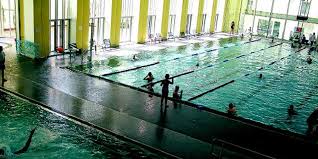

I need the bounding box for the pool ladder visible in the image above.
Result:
[210,138,276,159]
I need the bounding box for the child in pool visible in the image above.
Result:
[0,128,36,158]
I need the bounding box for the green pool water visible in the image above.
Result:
[70,37,318,135]
[0,92,165,159]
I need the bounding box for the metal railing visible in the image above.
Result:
[211,138,276,159]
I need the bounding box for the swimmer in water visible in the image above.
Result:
[173,86,183,100]
[227,103,237,116]
[259,74,263,79]
[196,62,199,67]
[288,105,298,119]
[307,56,312,64]
[0,128,36,158]
[133,55,137,61]
[147,83,154,97]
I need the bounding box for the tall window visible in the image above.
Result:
[121,0,134,42]
[187,0,199,34]
[50,0,71,51]
[186,14,192,34]
[169,0,182,36]
[89,0,111,46]
[202,0,213,33]
[0,0,16,37]
[147,0,163,37]
[168,15,176,34]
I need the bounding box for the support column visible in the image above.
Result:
[180,0,189,36]
[137,0,149,44]
[110,0,122,47]
[222,0,243,33]
[209,0,218,33]
[76,0,90,49]
[34,0,50,58]
[161,0,170,40]
[196,0,205,33]
[19,0,25,40]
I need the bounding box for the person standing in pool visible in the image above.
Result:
[0,46,7,83]
[0,128,36,158]
[161,74,174,107]
[147,83,154,97]
[144,72,154,83]
[227,103,237,116]
[259,74,263,79]
[287,105,298,119]
[307,56,312,64]
[230,21,235,35]
[173,86,183,100]
[307,108,318,135]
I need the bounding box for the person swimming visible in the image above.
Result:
[271,36,275,43]
[173,86,183,100]
[227,103,237,116]
[133,55,138,61]
[307,56,312,64]
[0,128,36,158]
[288,105,298,118]
[259,74,263,79]
[161,74,174,107]
[196,62,199,67]
[144,72,154,82]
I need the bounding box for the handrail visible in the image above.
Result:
[211,138,276,159]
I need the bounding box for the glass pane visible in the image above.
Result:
[309,0,318,18]
[288,0,301,16]
[272,0,289,15]
[256,0,273,12]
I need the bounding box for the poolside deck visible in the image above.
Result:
[2,35,318,159]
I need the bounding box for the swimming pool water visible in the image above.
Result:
[0,92,165,158]
[71,38,242,76]
[69,37,318,135]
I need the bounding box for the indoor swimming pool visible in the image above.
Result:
[69,37,318,135]
[0,92,165,159]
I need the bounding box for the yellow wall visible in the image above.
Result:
[76,0,90,49]
[34,0,50,58]
[161,0,170,40]
[222,0,243,33]
[137,0,149,44]
[110,0,122,47]
[19,0,25,40]
[196,0,205,33]
[209,0,218,33]
[180,0,189,35]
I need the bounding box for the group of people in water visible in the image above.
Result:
[144,72,183,107]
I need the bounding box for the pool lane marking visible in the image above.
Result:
[102,40,256,77]
[188,80,235,101]
[164,38,262,62]
[102,39,262,77]
[188,46,305,101]
[102,62,160,76]
[141,42,283,88]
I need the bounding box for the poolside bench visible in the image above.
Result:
[102,39,111,50]
[154,33,162,43]
[168,32,176,41]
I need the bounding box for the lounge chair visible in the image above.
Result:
[155,33,162,43]
[102,39,111,50]
[168,32,176,41]
[148,34,155,43]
